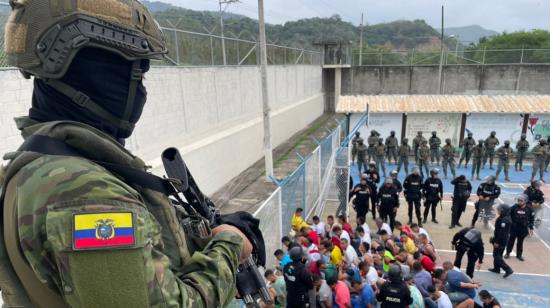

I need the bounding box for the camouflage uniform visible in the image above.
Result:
[385,133,399,164]
[531,140,547,182]
[351,133,361,165]
[483,133,500,169]
[429,133,442,166]
[0,2,243,307]
[367,132,379,163]
[413,133,427,164]
[441,140,456,179]
[545,136,550,172]
[515,136,529,171]
[471,141,485,180]
[2,120,243,308]
[375,139,387,177]
[458,135,476,168]
[356,139,369,174]
[495,142,513,181]
[397,139,411,175]
[418,142,431,178]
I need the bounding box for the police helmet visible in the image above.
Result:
[412,166,420,174]
[485,175,496,184]
[540,138,547,145]
[516,194,528,203]
[289,246,304,262]
[497,204,511,217]
[384,178,393,185]
[371,130,377,136]
[391,170,398,176]
[463,228,482,245]
[430,168,439,175]
[388,265,403,283]
[355,131,361,136]
[532,180,543,189]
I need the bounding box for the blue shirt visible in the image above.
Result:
[414,270,433,297]
[351,285,375,308]
[280,254,292,270]
[446,270,475,299]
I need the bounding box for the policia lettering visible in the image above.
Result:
[0,1,259,308]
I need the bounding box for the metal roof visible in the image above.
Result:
[337,95,550,114]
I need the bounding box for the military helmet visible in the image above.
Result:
[468,132,473,137]
[521,133,526,139]
[378,138,384,142]
[4,0,167,79]
[417,131,423,135]
[478,139,484,144]
[504,140,510,145]
[388,265,403,283]
[402,138,408,143]
[289,246,304,262]
[355,131,361,136]
[540,138,547,144]
[445,138,451,143]
[490,131,496,136]
[390,130,395,135]
[432,131,437,135]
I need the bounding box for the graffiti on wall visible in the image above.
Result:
[405,113,462,145]
[527,114,550,147]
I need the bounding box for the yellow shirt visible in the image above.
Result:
[330,246,343,265]
[403,238,418,254]
[291,214,309,231]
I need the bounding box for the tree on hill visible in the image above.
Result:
[469,30,550,64]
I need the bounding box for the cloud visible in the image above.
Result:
[163,0,550,34]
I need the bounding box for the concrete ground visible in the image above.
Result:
[213,113,343,214]
[331,160,550,307]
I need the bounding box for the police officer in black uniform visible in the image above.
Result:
[403,166,423,226]
[422,169,444,224]
[471,176,501,228]
[390,170,403,193]
[505,194,534,261]
[350,175,371,220]
[452,227,484,278]
[376,265,413,308]
[378,178,400,230]
[450,175,472,229]
[367,163,380,219]
[284,246,314,307]
[488,204,514,278]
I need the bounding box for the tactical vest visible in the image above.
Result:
[0,119,197,307]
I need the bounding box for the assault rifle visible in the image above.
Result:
[161,148,272,308]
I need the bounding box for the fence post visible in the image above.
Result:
[278,188,283,243]
[210,37,215,66]
[379,52,382,66]
[174,30,180,65]
[411,48,415,65]
[482,47,486,65]
[520,45,524,64]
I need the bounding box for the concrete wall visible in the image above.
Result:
[0,65,323,194]
[342,64,550,95]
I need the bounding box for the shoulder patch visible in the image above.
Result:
[501,222,506,228]
[73,212,135,250]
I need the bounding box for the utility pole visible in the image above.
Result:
[359,13,364,66]
[219,0,238,66]
[437,5,444,94]
[258,0,274,178]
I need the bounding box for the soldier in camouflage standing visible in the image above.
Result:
[483,131,500,169]
[418,140,431,178]
[356,138,369,174]
[397,138,412,175]
[0,2,253,307]
[471,139,485,180]
[367,130,379,163]
[429,131,442,166]
[413,131,427,165]
[531,138,548,182]
[441,139,456,179]
[515,134,529,171]
[458,132,476,168]
[385,131,399,164]
[495,140,513,182]
[375,138,387,177]
[545,135,550,172]
[351,131,361,165]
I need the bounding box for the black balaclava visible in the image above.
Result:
[30,48,150,140]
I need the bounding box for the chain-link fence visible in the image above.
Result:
[352,48,550,66]
[252,187,282,269]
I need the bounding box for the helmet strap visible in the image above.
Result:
[122,61,144,124]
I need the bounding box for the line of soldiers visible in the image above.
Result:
[352,130,550,182]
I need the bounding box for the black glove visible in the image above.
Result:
[217,212,266,267]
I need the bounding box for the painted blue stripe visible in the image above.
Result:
[74,227,133,239]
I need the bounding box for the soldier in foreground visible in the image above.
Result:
[531,138,547,182]
[495,140,513,182]
[367,130,379,163]
[429,131,442,166]
[385,130,399,165]
[515,134,529,171]
[441,138,456,179]
[483,131,500,169]
[418,140,431,178]
[397,138,411,175]
[458,132,476,168]
[375,137,387,177]
[356,138,369,174]
[0,2,253,307]
[471,139,485,180]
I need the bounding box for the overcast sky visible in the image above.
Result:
[164,0,549,36]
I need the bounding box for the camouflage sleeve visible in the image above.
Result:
[17,156,242,308]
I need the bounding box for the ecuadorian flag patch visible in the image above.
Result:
[73,212,135,250]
